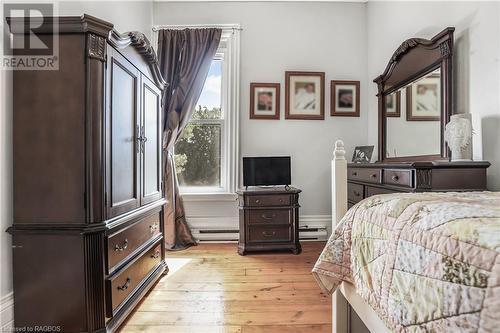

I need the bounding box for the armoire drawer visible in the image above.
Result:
[247,209,291,225]
[383,169,413,188]
[348,183,364,203]
[107,212,161,272]
[246,195,290,207]
[247,225,292,243]
[348,168,381,184]
[106,241,162,316]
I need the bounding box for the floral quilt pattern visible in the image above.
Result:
[312,192,500,332]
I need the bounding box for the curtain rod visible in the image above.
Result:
[152,24,242,32]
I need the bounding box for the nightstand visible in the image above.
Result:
[236,186,301,255]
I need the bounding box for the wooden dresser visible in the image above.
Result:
[7,15,167,332]
[347,161,491,207]
[237,187,302,255]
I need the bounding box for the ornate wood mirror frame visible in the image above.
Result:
[374,27,455,162]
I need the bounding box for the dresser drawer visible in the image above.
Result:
[247,225,292,243]
[348,183,364,203]
[247,209,291,225]
[348,168,381,184]
[107,212,161,272]
[246,194,290,207]
[366,185,396,197]
[383,169,413,188]
[106,242,162,316]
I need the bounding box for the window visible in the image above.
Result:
[175,60,224,190]
[174,28,239,195]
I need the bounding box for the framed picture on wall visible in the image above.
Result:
[385,90,401,117]
[406,74,440,121]
[250,83,280,119]
[285,71,325,120]
[330,80,360,117]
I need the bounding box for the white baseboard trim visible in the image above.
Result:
[189,214,332,242]
[0,292,14,331]
[299,215,332,230]
[187,214,332,229]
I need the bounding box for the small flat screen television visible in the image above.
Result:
[243,156,291,187]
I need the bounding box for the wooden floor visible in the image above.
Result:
[120,242,331,333]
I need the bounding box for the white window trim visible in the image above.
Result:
[153,25,240,200]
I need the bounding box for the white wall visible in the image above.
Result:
[0,1,154,327]
[154,1,368,228]
[57,1,154,40]
[367,1,500,190]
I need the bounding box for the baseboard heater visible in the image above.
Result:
[193,226,328,242]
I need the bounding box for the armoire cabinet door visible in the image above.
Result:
[106,49,141,218]
[140,76,162,205]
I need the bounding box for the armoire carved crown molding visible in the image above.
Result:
[87,33,107,62]
[7,14,167,90]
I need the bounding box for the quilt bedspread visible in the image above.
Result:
[312,192,500,332]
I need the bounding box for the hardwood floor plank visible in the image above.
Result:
[126,310,331,326]
[153,281,323,292]
[144,290,328,301]
[137,300,331,313]
[119,242,330,333]
[242,324,332,333]
[121,325,242,333]
[245,268,314,275]
[162,273,317,283]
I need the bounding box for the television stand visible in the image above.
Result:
[236,186,302,255]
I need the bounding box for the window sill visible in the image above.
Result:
[180,192,238,202]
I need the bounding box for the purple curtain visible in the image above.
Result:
[158,28,222,250]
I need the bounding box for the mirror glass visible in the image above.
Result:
[385,68,441,159]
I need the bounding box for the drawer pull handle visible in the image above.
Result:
[352,172,358,176]
[255,199,261,204]
[261,214,275,220]
[262,231,276,237]
[353,191,361,197]
[151,250,161,259]
[114,239,128,252]
[117,278,131,291]
[392,175,400,181]
[149,224,159,233]
[371,174,377,178]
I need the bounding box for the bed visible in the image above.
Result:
[312,140,500,333]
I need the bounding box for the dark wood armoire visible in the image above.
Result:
[7,15,168,332]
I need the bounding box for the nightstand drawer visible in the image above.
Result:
[348,183,364,203]
[246,194,290,207]
[348,168,381,184]
[248,209,291,225]
[383,169,413,188]
[247,225,292,243]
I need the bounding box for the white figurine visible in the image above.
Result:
[444,114,473,161]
